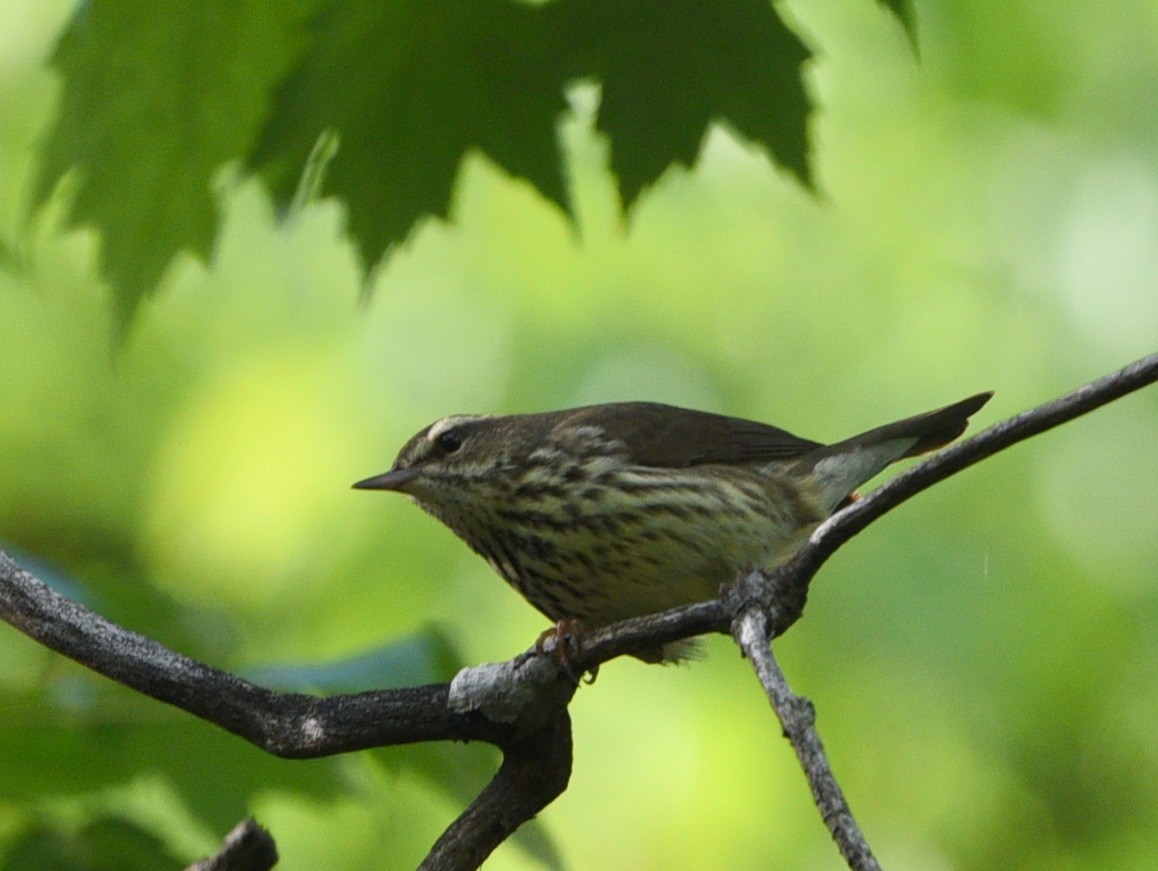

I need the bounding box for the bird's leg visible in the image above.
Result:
[535,619,597,684]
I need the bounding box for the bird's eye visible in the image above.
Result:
[436,430,464,454]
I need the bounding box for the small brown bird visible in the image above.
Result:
[355,394,991,660]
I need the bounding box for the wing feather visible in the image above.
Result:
[557,402,821,468]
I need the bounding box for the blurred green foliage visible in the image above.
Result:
[1,0,1156,869]
[37,0,813,322]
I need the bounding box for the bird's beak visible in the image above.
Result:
[352,466,421,491]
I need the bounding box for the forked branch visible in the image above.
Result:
[0,351,1154,870]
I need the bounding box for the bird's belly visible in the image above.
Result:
[476,470,820,626]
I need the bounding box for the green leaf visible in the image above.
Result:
[40,0,819,318]
[0,697,343,832]
[552,0,813,207]
[256,0,814,266]
[243,625,464,692]
[1,817,184,871]
[253,0,572,269]
[35,0,311,324]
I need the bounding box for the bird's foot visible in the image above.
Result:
[535,619,598,685]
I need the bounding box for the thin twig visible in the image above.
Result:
[734,610,881,871]
[576,350,1158,660]
[789,350,1158,581]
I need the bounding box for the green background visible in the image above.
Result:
[1,0,1156,869]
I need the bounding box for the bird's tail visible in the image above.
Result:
[806,392,993,513]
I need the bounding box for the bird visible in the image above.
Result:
[355,393,992,661]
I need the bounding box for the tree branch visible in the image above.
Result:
[733,610,880,871]
[565,351,1157,866]
[186,819,278,871]
[0,549,577,870]
[422,707,572,870]
[786,349,1158,583]
[0,351,1153,870]
[0,550,545,755]
[571,349,1158,662]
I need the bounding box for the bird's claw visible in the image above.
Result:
[535,619,598,684]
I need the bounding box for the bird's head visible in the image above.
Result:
[353,414,514,499]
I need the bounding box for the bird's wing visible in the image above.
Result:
[559,402,822,468]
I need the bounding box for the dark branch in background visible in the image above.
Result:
[1,351,1154,871]
[186,819,277,871]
